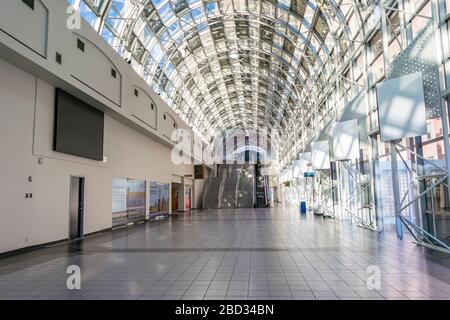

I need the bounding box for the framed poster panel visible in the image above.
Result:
[126,179,146,223]
[292,160,301,178]
[332,119,360,161]
[298,152,312,173]
[376,72,427,142]
[149,182,170,218]
[311,141,330,169]
[112,177,127,228]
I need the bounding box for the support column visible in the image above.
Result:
[390,142,403,239]
[431,0,450,203]
[381,0,403,239]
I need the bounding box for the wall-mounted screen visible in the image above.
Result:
[54,88,104,161]
[376,72,427,142]
[195,165,210,179]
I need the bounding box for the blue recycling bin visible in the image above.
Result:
[300,200,307,214]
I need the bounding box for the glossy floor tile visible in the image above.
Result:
[0,207,449,300]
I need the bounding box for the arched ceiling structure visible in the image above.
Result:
[70,0,368,150]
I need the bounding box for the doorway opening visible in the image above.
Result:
[171,182,181,211]
[69,176,85,240]
[185,185,192,210]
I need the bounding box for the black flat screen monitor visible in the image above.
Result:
[54,89,104,161]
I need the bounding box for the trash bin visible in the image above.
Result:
[300,200,307,214]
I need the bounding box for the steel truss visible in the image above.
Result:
[338,161,379,231]
[391,142,450,253]
[315,170,336,219]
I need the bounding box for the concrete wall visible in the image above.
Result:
[0,57,194,253]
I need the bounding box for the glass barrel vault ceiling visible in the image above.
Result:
[68,0,367,150]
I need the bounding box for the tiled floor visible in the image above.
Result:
[0,207,449,300]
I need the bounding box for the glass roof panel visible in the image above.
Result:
[69,0,363,146]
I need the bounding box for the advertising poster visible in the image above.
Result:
[112,177,146,227]
[185,185,191,210]
[171,184,179,211]
[126,179,146,223]
[112,177,128,228]
[149,182,170,218]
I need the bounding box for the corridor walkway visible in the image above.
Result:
[0,208,449,300]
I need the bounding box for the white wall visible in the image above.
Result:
[130,86,157,130]
[70,34,122,106]
[160,112,178,142]
[0,58,193,254]
[0,0,213,254]
[0,57,36,253]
